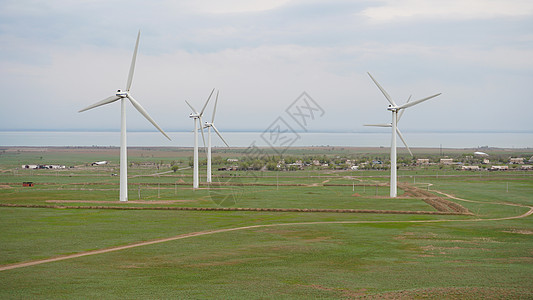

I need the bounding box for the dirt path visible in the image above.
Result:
[432,190,533,221]
[2,194,532,272]
[306,179,331,187]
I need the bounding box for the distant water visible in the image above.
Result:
[0,131,532,148]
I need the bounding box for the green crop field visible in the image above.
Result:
[0,147,532,299]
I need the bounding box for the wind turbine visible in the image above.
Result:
[79,31,171,202]
[367,72,441,197]
[203,90,230,183]
[186,89,215,189]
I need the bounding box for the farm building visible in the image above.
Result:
[416,159,429,165]
[21,164,65,169]
[491,165,509,171]
[440,158,454,165]
[47,165,66,169]
[509,157,524,164]
[462,165,480,171]
[22,182,34,187]
[22,164,38,169]
[521,165,533,170]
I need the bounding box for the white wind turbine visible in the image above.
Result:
[203,90,229,183]
[79,31,171,202]
[367,72,441,197]
[186,89,215,189]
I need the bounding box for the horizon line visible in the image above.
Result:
[1,129,533,134]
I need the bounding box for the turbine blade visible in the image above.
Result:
[398,93,441,110]
[367,72,396,107]
[211,90,219,123]
[78,95,120,112]
[398,95,411,122]
[126,30,141,92]
[396,128,413,157]
[364,123,391,127]
[200,88,215,116]
[212,125,229,147]
[127,95,171,140]
[185,100,198,114]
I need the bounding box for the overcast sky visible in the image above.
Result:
[1,0,532,135]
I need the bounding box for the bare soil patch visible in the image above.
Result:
[401,183,471,214]
[298,284,367,298]
[503,229,533,235]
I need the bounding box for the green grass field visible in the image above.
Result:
[1,147,532,298]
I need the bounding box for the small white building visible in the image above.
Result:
[22,164,38,169]
[351,165,359,170]
[509,157,524,164]
[491,165,509,171]
[462,165,480,171]
[521,165,533,170]
[417,159,430,165]
[440,158,454,165]
[21,164,65,169]
[48,165,66,169]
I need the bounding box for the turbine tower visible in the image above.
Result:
[79,31,171,202]
[203,90,229,183]
[367,72,441,197]
[186,89,214,189]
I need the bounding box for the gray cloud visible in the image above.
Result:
[0,0,532,135]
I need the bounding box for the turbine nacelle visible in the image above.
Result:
[387,105,400,112]
[116,90,128,98]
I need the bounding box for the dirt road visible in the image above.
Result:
[1,194,531,272]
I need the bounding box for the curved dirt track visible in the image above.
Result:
[1,194,532,272]
[432,190,533,220]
